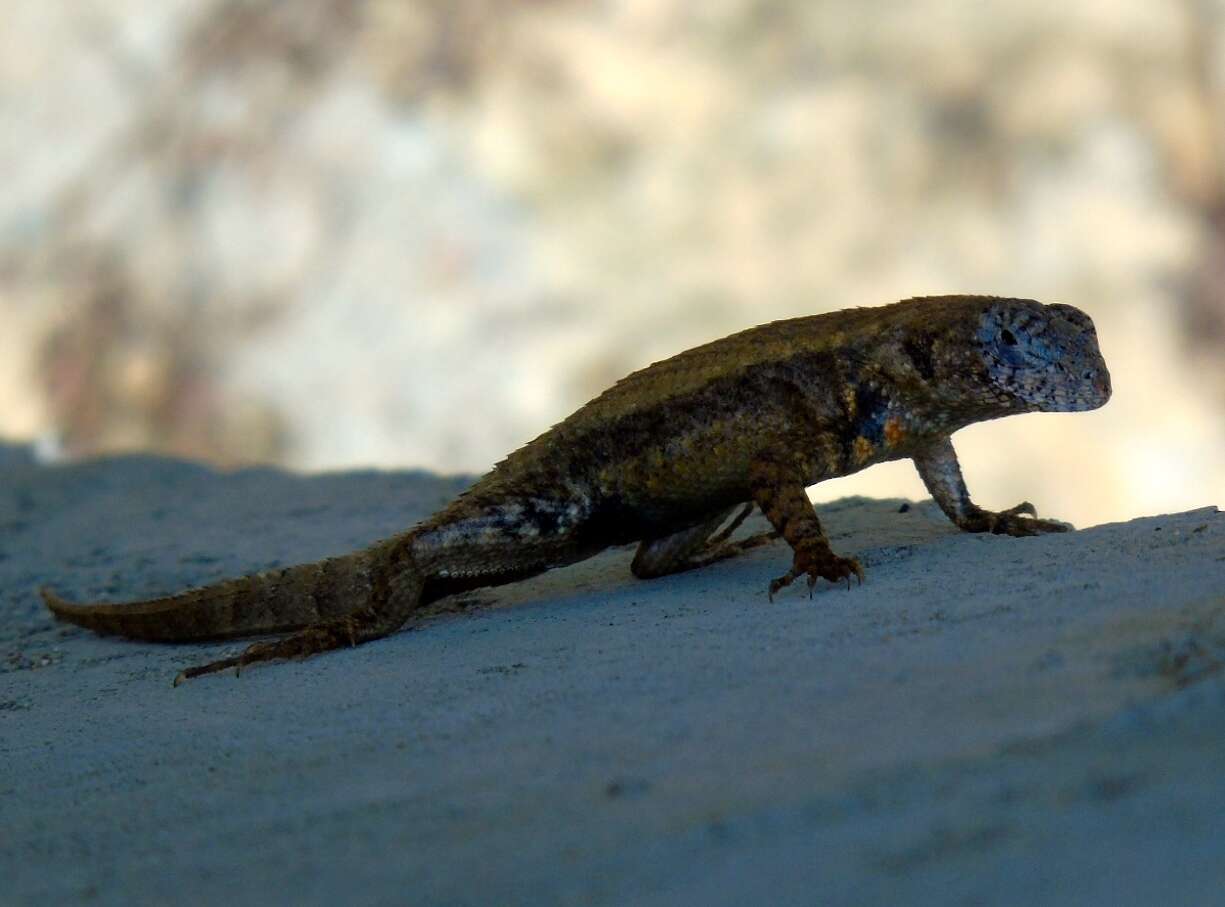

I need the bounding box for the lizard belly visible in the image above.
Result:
[597,443,750,534]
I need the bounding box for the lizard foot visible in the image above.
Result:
[767,539,863,601]
[173,612,368,685]
[962,502,1072,537]
[690,529,780,571]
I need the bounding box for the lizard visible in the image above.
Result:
[41,295,1112,684]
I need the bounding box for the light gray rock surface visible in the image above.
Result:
[2,446,1224,905]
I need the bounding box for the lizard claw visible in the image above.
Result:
[992,505,1071,536]
[766,543,864,600]
[961,503,1073,536]
[847,559,865,589]
[1002,501,1038,518]
[173,651,246,686]
[768,569,799,602]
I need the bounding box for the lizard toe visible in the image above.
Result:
[769,550,864,599]
[961,505,1073,536]
[173,614,375,685]
[768,569,800,602]
[173,652,245,686]
[994,514,1073,536]
[822,555,864,590]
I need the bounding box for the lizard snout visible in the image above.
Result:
[1083,361,1111,408]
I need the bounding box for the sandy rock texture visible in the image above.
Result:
[2,447,1224,905]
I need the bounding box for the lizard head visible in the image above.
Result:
[975,299,1111,412]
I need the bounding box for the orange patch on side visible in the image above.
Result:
[852,436,876,465]
[883,417,906,446]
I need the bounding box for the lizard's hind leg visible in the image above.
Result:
[174,563,425,685]
[630,503,777,579]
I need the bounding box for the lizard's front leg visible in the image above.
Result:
[912,436,1071,536]
[749,457,863,599]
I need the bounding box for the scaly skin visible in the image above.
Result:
[42,295,1112,683]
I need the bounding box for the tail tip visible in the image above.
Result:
[40,586,76,615]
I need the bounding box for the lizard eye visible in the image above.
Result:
[992,325,1030,367]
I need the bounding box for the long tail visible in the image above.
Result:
[42,491,562,682]
[41,550,380,642]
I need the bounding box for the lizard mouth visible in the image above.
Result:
[1057,369,1111,411]
[1082,364,1112,409]
[1004,361,1111,413]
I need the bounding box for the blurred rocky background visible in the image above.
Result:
[2,0,1224,526]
